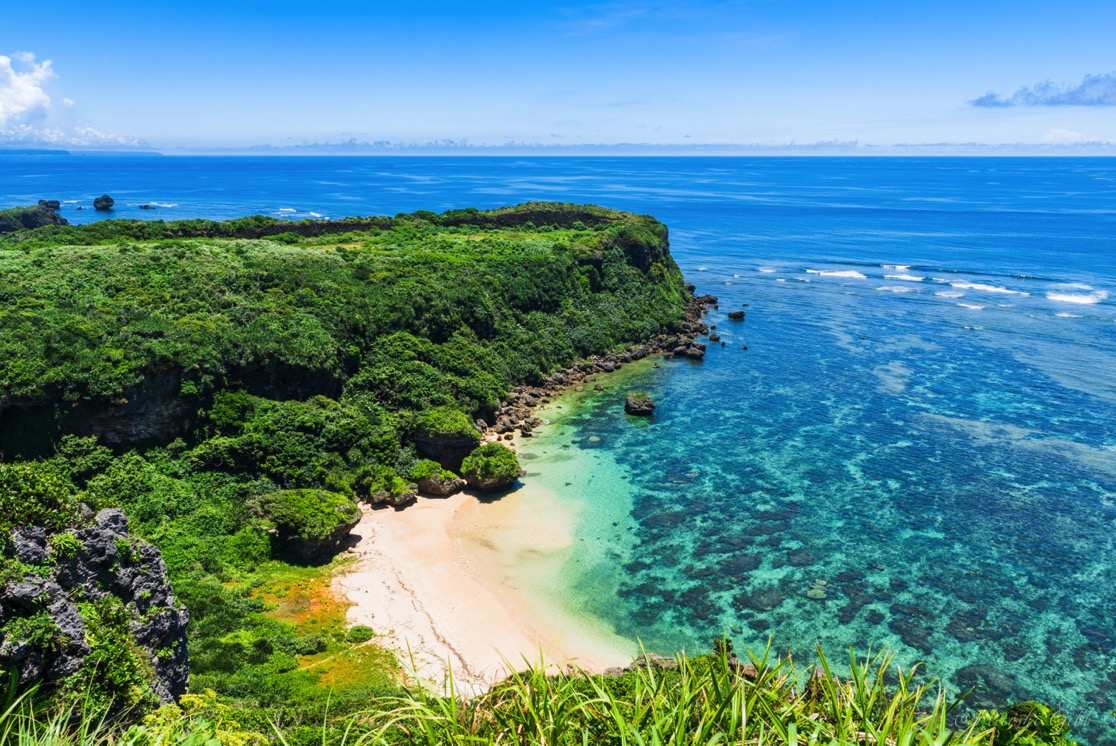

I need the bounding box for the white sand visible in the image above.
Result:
[334,480,637,694]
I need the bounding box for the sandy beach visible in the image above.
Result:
[333,473,638,693]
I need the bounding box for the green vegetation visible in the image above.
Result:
[250,490,360,550]
[0,203,689,737]
[460,443,521,489]
[0,643,1082,745]
[0,462,83,540]
[411,406,480,444]
[406,459,454,483]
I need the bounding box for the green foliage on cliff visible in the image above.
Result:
[0,203,686,408]
[412,406,480,443]
[461,443,521,483]
[407,458,455,483]
[250,490,359,546]
[0,203,689,728]
[0,462,83,539]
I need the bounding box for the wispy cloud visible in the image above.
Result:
[0,51,55,125]
[972,72,1116,107]
[0,51,144,148]
[0,123,144,148]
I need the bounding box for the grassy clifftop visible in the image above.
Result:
[0,203,686,453]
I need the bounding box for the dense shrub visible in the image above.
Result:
[249,489,359,545]
[0,462,82,537]
[461,443,521,484]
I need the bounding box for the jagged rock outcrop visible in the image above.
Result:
[93,194,115,211]
[370,484,419,507]
[0,205,69,234]
[0,509,189,703]
[416,474,466,497]
[37,199,61,210]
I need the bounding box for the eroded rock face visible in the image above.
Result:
[0,205,69,234]
[0,509,189,703]
[412,429,479,473]
[416,474,466,497]
[93,194,115,211]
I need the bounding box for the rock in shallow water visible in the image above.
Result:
[625,393,656,416]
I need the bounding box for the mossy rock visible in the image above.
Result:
[408,459,465,496]
[412,407,482,472]
[461,443,522,492]
[250,489,360,558]
[371,476,418,507]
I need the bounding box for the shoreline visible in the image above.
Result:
[334,293,718,692]
[334,479,638,694]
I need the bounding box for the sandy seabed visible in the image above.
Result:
[333,477,637,694]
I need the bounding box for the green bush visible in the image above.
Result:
[413,406,480,443]
[0,462,82,537]
[249,489,359,545]
[460,443,520,483]
[406,458,458,484]
[48,531,83,560]
[293,633,328,656]
[345,625,375,644]
[979,700,1078,746]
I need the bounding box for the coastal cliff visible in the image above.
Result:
[0,202,691,720]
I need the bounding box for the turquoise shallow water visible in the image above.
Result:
[4,155,1116,742]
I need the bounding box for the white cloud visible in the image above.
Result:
[1042,128,1088,145]
[0,51,55,126]
[0,51,145,149]
[0,122,144,148]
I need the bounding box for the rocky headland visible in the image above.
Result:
[480,289,716,443]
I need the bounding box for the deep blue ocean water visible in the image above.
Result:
[4,155,1116,742]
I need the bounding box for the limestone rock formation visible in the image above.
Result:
[94,194,115,211]
[0,509,189,704]
[417,474,466,497]
[0,205,69,234]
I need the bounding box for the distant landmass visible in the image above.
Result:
[0,149,73,156]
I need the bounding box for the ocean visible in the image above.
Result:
[4,155,1116,742]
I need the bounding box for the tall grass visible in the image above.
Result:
[5,644,1076,745]
[363,643,993,746]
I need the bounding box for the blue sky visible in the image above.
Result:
[2,0,1115,150]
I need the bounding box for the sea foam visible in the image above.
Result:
[885,273,925,282]
[805,269,867,279]
[1046,289,1108,305]
[951,281,1029,296]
